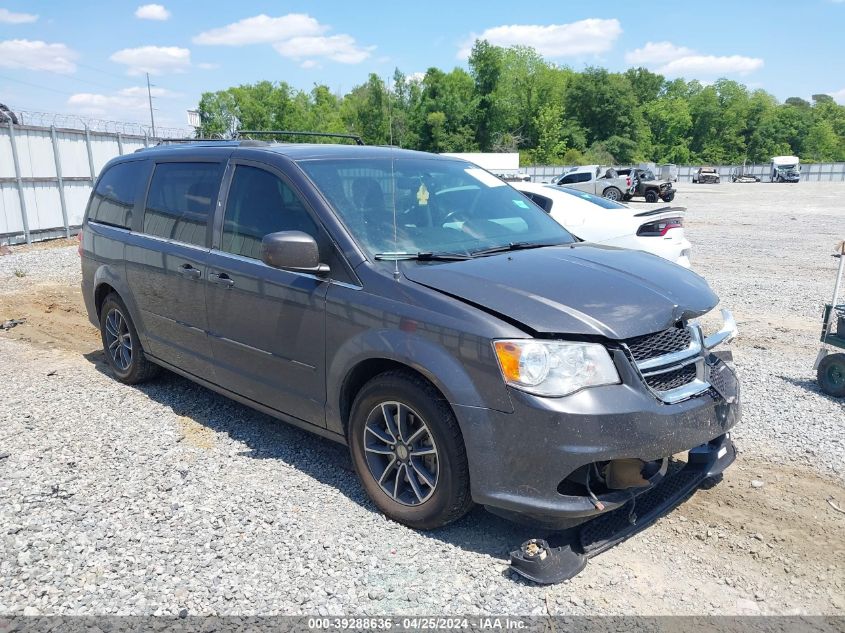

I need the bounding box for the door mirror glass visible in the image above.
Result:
[261,231,330,275]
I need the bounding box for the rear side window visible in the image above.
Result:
[143,162,224,246]
[222,165,319,260]
[560,172,591,184]
[88,161,146,229]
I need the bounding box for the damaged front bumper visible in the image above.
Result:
[509,432,736,584]
[454,338,740,528]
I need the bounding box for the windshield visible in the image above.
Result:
[546,185,628,210]
[298,157,574,258]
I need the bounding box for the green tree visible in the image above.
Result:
[527,103,567,164]
[467,40,501,151]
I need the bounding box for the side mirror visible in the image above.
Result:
[261,231,330,276]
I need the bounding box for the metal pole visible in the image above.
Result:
[3,114,31,244]
[49,126,71,239]
[84,125,96,182]
[146,73,156,138]
[117,132,124,156]
[143,131,149,148]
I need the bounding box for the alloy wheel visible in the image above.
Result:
[104,308,132,371]
[363,401,439,506]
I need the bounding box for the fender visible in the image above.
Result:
[326,328,513,436]
[90,263,152,350]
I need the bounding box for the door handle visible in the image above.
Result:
[178,264,202,279]
[209,272,235,288]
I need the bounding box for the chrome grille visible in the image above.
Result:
[625,325,692,363]
[644,364,697,392]
[625,322,708,403]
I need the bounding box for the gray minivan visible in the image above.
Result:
[81,140,740,531]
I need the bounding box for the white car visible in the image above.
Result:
[512,181,691,268]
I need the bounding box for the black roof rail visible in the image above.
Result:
[236,130,365,145]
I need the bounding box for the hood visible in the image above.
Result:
[403,244,717,339]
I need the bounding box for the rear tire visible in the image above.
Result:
[817,353,845,397]
[347,370,473,529]
[645,190,659,203]
[602,187,622,201]
[99,293,160,384]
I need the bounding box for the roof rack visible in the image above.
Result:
[235,130,365,145]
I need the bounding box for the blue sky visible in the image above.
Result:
[1,1,844,133]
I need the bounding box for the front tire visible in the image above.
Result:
[348,370,473,529]
[99,293,160,384]
[661,191,676,202]
[645,190,659,203]
[817,353,845,397]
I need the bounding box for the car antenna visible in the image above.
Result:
[386,76,400,281]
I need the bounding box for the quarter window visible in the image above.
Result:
[88,161,146,229]
[221,165,318,260]
[143,162,224,246]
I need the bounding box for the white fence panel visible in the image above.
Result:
[0,183,24,234]
[90,134,121,173]
[65,183,93,226]
[16,129,56,178]
[23,183,63,232]
[0,132,14,178]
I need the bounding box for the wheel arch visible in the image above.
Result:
[90,265,149,348]
[327,330,498,437]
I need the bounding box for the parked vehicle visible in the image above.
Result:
[617,167,676,202]
[80,138,740,532]
[771,155,801,183]
[512,181,691,268]
[814,241,845,398]
[730,168,760,183]
[550,165,630,201]
[692,167,720,184]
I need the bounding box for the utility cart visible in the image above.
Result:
[815,241,845,397]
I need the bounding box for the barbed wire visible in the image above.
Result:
[7,107,193,138]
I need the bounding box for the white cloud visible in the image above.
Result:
[110,45,191,75]
[0,8,38,23]
[457,19,622,59]
[194,13,374,65]
[135,4,170,21]
[658,54,763,77]
[193,13,325,46]
[625,41,694,65]
[406,72,425,83]
[0,39,77,73]
[831,88,845,105]
[273,34,374,64]
[625,40,763,78]
[67,86,174,116]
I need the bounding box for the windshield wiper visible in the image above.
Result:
[471,241,563,257]
[374,251,471,261]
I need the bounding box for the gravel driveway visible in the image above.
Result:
[0,184,843,616]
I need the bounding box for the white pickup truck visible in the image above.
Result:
[550,165,631,201]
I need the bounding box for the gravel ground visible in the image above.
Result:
[0,183,843,616]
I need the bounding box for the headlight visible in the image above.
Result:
[493,339,620,397]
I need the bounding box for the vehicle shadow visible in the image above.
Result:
[778,373,844,404]
[82,351,554,564]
